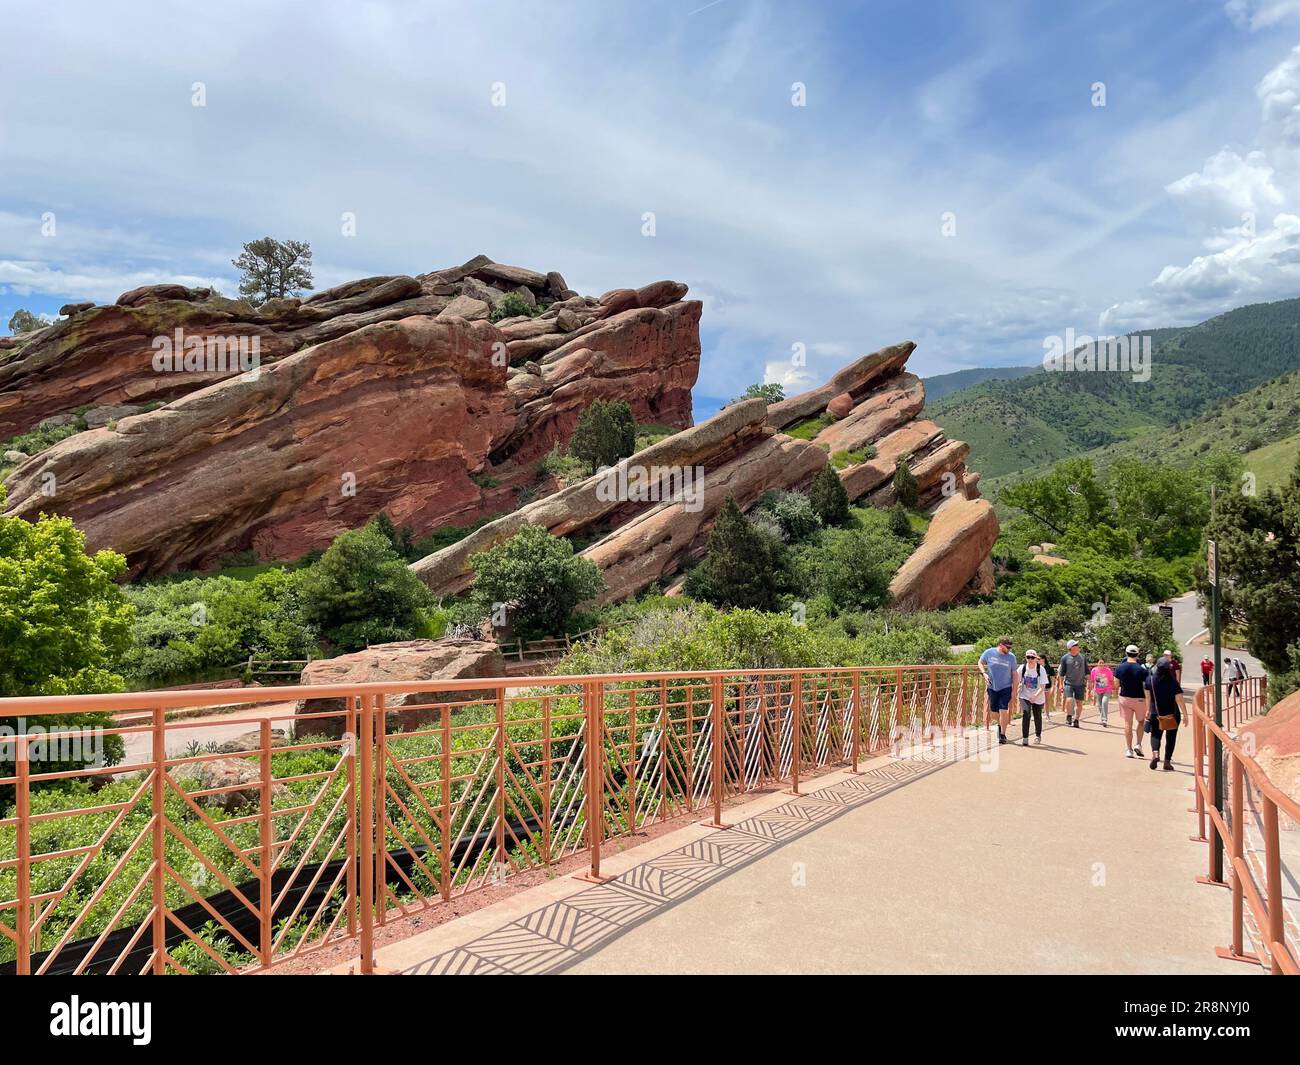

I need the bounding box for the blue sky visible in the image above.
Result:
[5,0,1300,416]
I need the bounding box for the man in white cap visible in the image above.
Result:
[1058,639,1089,728]
[1113,644,1148,758]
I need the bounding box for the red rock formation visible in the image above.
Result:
[888,497,1000,610]
[2,260,702,576]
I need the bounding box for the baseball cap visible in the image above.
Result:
[1067,639,1079,648]
[1025,649,1038,659]
[1125,644,1139,655]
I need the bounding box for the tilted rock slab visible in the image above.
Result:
[838,418,945,500]
[411,399,768,597]
[888,496,1000,611]
[4,315,511,574]
[812,372,924,455]
[580,432,828,606]
[766,341,914,430]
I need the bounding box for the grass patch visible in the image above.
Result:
[785,413,834,441]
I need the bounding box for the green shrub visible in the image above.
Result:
[489,291,542,322]
[808,464,850,526]
[568,400,636,474]
[298,526,435,651]
[760,490,820,541]
[470,524,604,639]
[893,454,919,507]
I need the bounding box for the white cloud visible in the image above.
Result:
[1104,46,1300,331]
[1225,1,1300,31]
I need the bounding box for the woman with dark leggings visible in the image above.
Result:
[1144,656,1185,771]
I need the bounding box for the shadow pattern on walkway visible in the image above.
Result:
[404,751,964,974]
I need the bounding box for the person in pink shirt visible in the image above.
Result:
[1088,658,1116,727]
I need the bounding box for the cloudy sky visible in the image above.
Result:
[4,0,1300,413]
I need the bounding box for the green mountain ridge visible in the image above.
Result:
[921,364,1040,402]
[931,298,1300,480]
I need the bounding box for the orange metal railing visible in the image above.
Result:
[0,663,984,975]
[1188,677,1299,975]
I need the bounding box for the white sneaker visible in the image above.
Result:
[1125,748,1135,758]
[1034,735,1042,745]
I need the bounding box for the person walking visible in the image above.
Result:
[1200,654,1213,686]
[1089,657,1115,727]
[1227,657,1243,700]
[979,637,1018,745]
[1114,644,1148,759]
[1144,653,1156,677]
[1144,655,1185,771]
[1162,650,1182,685]
[1018,650,1049,745]
[1058,639,1089,728]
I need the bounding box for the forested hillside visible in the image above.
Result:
[932,299,1300,478]
[922,364,1040,402]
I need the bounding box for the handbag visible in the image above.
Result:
[1157,712,1178,731]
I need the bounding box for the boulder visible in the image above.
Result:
[888,497,1000,610]
[191,758,290,811]
[435,295,491,321]
[635,280,688,308]
[83,403,143,429]
[597,288,639,315]
[545,271,569,299]
[813,374,925,454]
[295,639,505,739]
[473,263,550,290]
[3,450,28,464]
[59,301,95,317]
[826,392,854,419]
[116,284,212,307]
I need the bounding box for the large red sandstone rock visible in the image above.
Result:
[1239,688,1300,813]
[580,432,827,605]
[295,639,505,739]
[888,497,1000,610]
[813,373,925,455]
[411,399,768,597]
[3,264,701,576]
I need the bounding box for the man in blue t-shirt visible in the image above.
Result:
[979,637,1019,745]
[1113,643,1149,758]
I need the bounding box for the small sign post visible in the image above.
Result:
[1208,537,1224,884]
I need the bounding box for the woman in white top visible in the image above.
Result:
[1019,649,1050,746]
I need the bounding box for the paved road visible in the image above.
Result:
[1163,590,1265,682]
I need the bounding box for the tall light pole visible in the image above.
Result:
[1208,485,1224,884]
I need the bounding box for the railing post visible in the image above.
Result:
[1191,711,1207,841]
[345,698,357,937]
[541,696,553,866]
[259,717,273,968]
[152,706,166,975]
[15,730,31,976]
[374,701,389,927]
[1203,735,1226,886]
[1264,798,1284,974]
[495,686,506,883]
[850,671,862,773]
[1222,755,1253,962]
[440,704,452,900]
[576,681,612,882]
[960,667,968,730]
[358,693,376,973]
[700,675,730,827]
[790,672,802,795]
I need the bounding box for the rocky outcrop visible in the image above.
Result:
[1238,688,1300,812]
[766,342,915,430]
[887,497,1000,610]
[412,399,768,597]
[4,258,701,575]
[580,433,828,605]
[294,639,505,739]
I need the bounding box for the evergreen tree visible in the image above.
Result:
[685,497,780,610]
[808,464,850,526]
[568,399,636,474]
[889,502,913,539]
[232,237,314,305]
[893,453,920,508]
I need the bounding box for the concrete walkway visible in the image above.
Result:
[350,716,1259,975]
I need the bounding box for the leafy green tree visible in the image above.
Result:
[7,309,44,335]
[1089,597,1175,663]
[685,497,781,610]
[470,524,604,639]
[232,237,314,305]
[892,453,920,508]
[736,383,785,404]
[1000,457,1109,537]
[0,505,135,787]
[567,399,636,474]
[813,526,900,612]
[297,526,434,651]
[760,490,820,541]
[808,464,850,526]
[369,511,416,561]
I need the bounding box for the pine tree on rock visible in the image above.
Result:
[893,453,919,508]
[568,399,637,474]
[685,496,780,610]
[809,463,850,526]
